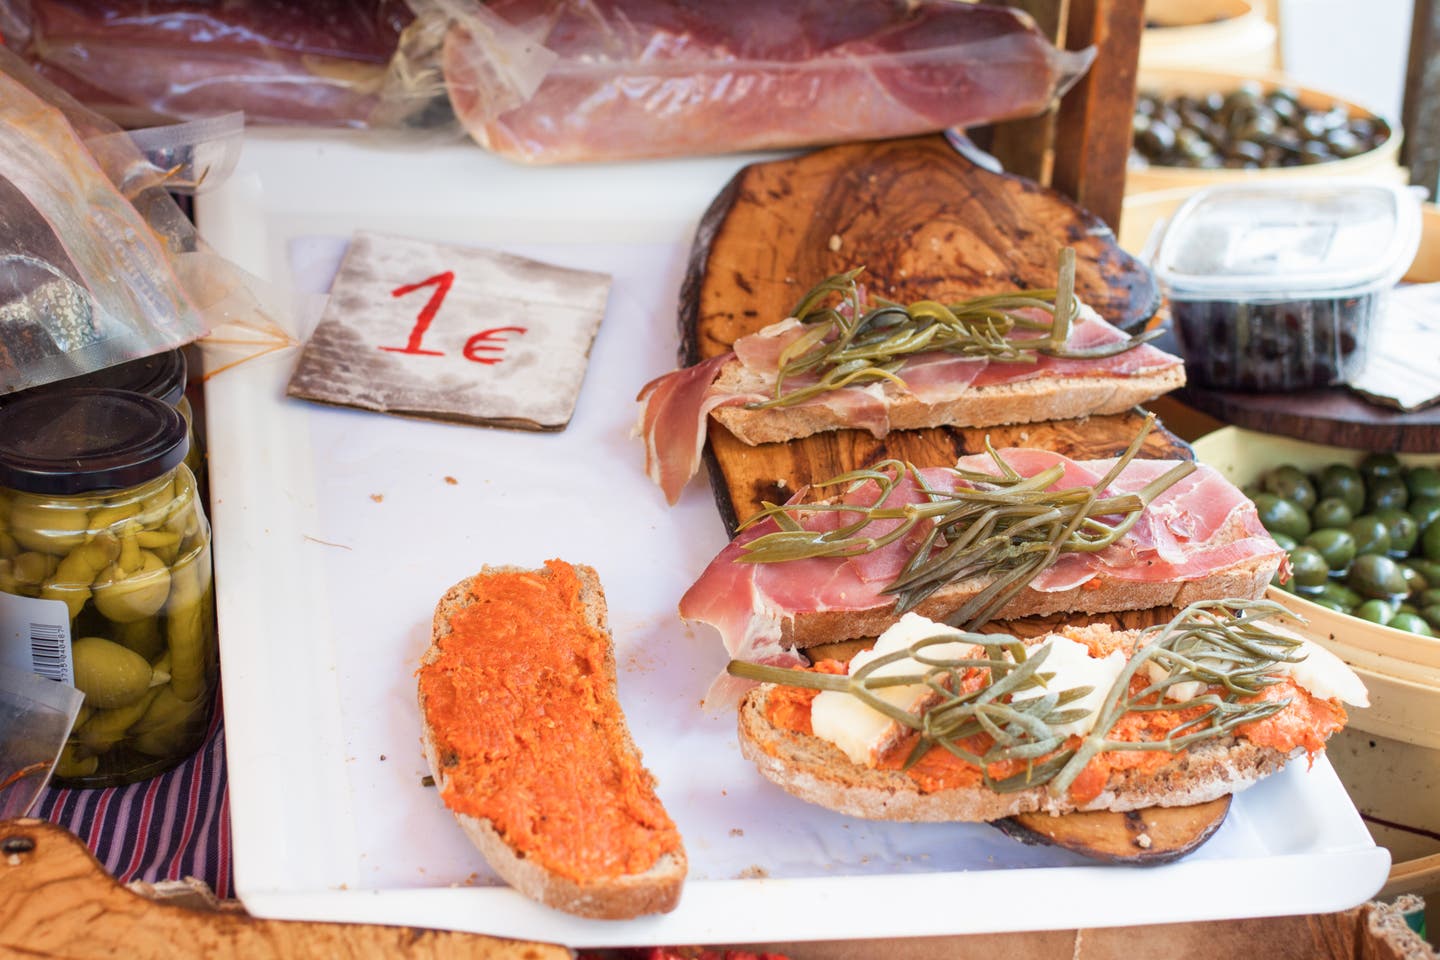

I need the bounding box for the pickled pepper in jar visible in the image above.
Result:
[0,388,216,787]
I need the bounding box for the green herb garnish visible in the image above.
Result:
[748,248,1161,410]
[736,413,1194,630]
[727,599,1303,796]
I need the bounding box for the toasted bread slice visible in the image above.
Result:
[709,358,1186,445]
[737,683,1293,822]
[780,540,1280,652]
[418,561,685,919]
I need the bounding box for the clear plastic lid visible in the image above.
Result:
[1153,181,1422,300]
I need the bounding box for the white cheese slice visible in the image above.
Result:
[1010,636,1128,738]
[1144,623,1369,708]
[1281,636,1370,707]
[810,613,980,766]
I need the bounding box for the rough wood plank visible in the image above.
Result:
[1052,0,1145,231]
[0,819,568,960]
[675,137,1168,531]
[980,0,1070,184]
[1176,385,1440,454]
[1403,0,1440,197]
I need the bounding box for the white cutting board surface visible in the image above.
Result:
[194,130,1388,949]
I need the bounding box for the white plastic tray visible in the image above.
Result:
[195,131,1389,949]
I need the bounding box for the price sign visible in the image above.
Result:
[287,232,612,431]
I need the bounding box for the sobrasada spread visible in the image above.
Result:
[418,559,681,883]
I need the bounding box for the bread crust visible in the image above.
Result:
[708,356,1186,446]
[418,563,685,919]
[737,684,1294,822]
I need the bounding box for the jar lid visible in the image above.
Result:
[13,348,187,408]
[1153,181,1422,300]
[0,388,189,495]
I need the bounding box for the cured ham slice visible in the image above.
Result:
[637,302,1184,504]
[680,449,1285,673]
[440,0,1093,163]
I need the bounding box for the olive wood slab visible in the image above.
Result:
[676,135,1171,532]
[0,818,567,960]
[999,797,1232,865]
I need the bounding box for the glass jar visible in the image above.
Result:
[8,348,204,484]
[0,388,216,787]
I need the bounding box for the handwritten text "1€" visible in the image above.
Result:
[377,271,526,365]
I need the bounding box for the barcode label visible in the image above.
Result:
[0,591,73,686]
[28,621,69,682]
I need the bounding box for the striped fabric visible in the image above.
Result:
[30,690,233,899]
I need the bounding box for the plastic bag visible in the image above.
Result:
[0,664,83,818]
[0,48,286,396]
[409,0,1095,163]
[0,0,414,128]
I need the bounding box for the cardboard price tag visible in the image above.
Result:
[286,232,611,431]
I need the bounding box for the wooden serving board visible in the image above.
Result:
[675,135,1178,532]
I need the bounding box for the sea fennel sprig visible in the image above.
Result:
[736,413,1194,631]
[727,599,1306,796]
[747,247,1161,410]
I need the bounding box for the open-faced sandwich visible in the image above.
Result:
[638,250,1185,503]
[417,560,686,919]
[729,600,1367,826]
[681,418,1286,680]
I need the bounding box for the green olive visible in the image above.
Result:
[1255,493,1312,540]
[1367,476,1410,514]
[1423,604,1440,631]
[1348,515,1392,557]
[53,743,99,779]
[71,636,155,709]
[8,496,89,556]
[1307,596,1349,612]
[1398,563,1428,595]
[1389,611,1434,636]
[1409,496,1440,536]
[1360,452,1405,481]
[1406,466,1440,501]
[1313,580,1363,610]
[1408,559,1440,587]
[1310,497,1354,529]
[1423,520,1440,561]
[1418,588,1440,608]
[1289,546,1330,590]
[1354,598,1396,625]
[92,550,171,623]
[1271,572,1296,592]
[1262,465,1317,511]
[1347,553,1410,599]
[1303,528,1357,573]
[1316,464,1366,514]
[1270,531,1299,552]
[1375,507,1420,556]
[76,687,160,753]
[1399,602,1421,616]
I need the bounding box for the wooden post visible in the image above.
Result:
[1403,0,1440,198]
[1051,0,1145,232]
[982,0,1070,185]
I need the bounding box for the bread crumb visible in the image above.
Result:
[444,476,458,485]
[1135,833,1153,849]
[729,828,744,838]
[379,754,386,761]
[370,493,384,503]
[828,233,843,252]
[737,865,769,879]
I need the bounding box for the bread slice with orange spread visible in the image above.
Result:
[735,610,1366,824]
[417,560,686,919]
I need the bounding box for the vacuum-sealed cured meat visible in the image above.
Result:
[436,0,1094,163]
[0,0,413,127]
